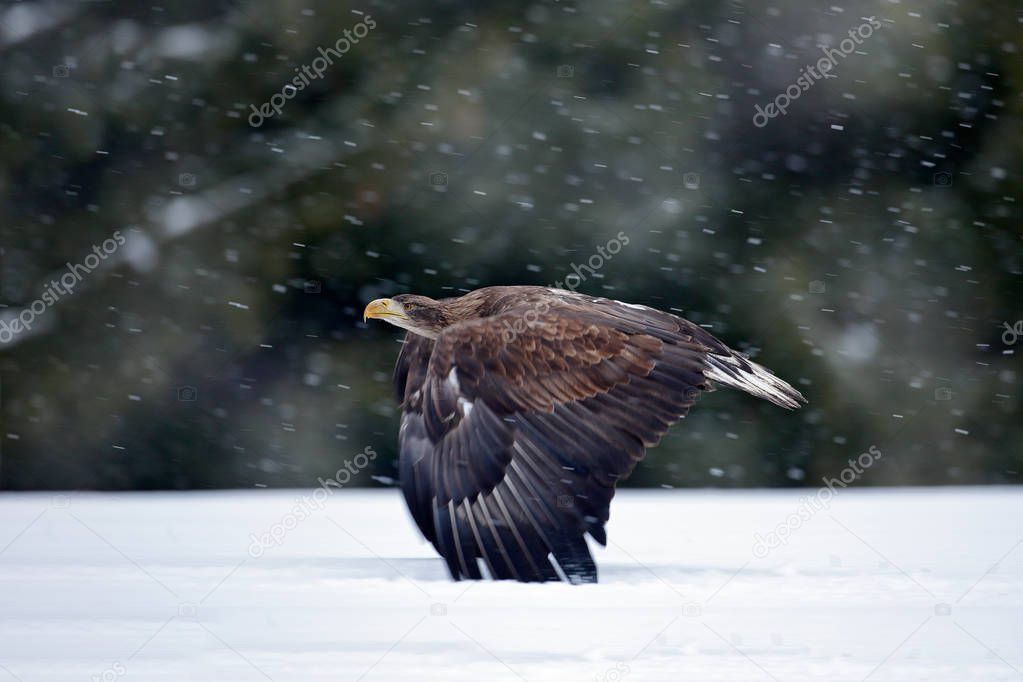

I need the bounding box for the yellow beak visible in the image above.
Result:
[363,298,408,323]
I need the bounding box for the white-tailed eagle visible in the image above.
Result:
[364,286,804,583]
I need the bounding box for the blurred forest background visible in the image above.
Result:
[0,0,1020,491]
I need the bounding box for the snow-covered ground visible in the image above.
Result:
[0,488,1020,681]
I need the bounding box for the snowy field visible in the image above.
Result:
[0,488,1020,682]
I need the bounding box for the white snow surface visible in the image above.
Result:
[1,488,1021,681]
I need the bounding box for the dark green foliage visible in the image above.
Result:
[0,0,1020,489]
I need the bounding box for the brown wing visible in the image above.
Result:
[393,295,717,583]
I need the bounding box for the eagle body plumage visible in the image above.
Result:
[365,286,805,583]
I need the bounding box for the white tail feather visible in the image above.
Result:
[703,354,805,410]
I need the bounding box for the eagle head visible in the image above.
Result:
[363,294,451,339]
